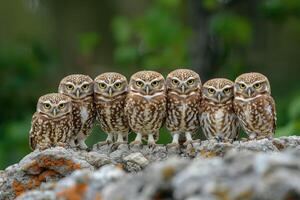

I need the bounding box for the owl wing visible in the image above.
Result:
[266,95,277,134]
[29,112,40,150]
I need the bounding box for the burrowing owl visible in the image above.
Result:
[58,74,95,149]
[94,72,129,146]
[29,93,73,150]
[125,71,166,147]
[200,78,239,141]
[165,69,202,147]
[234,72,276,140]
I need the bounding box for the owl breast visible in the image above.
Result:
[201,101,238,139]
[166,93,200,134]
[96,94,129,135]
[126,93,166,138]
[30,113,73,150]
[234,95,276,137]
[72,96,95,137]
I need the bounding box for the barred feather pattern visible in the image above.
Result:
[166,92,201,135]
[233,95,276,138]
[29,112,73,150]
[71,96,95,141]
[95,92,129,137]
[200,100,239,140]
[125,92,166,141]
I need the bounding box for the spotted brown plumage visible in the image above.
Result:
[94,72,129,145]
[29,93,73,150]
[125,70,166,147]
[165,69,202,147]
[200,78,239,141]
[233,72,276,139]
[58,74,95,149]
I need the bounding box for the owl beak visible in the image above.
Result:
[247,88,253,97]
[181,85,186,93]
[217,93,222,102]
[76,89,80,98]
[145,85,150,95]
[108,87,113,96]
[53,108,58,117]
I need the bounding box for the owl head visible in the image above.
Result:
[166,69,201,94]
[58,74,94,99]
[129,70,165,95]
[203,78,234,103]
[94,72,128,98]
[37,93,72,118]
[234,72,271,98]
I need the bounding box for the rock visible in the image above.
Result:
[1,136,300,200]
[123,152,149,168]
[16,164,125,200]
[0,147,93,199]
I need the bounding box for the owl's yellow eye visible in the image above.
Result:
[239,83,246,89]
[58,103,65,109]
[44,103,51,109]
[99,83,107,89]
[136,81,144,87]
[223,88,231,94]
[172,79,179,85]
[187,79,195,85]
[208,88,215,94]
[66,84,74,90]
[151,81,159,87]
[253,83,262,89]
[81,84,89,90]
[114,82,122,88]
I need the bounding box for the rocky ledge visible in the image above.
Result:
[1,136,300,200]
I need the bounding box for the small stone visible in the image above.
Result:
[123,152,149,168]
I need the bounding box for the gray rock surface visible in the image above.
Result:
[1,136,300,200]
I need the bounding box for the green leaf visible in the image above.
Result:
[111,16,132,44]
[210,13,252,45]
[288,95,300,120]
[77,32,101,55]
[114,45,138,65]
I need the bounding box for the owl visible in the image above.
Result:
[125,71,166,147]
[233,72,276,140]
[29,93,73,150]
[94,72,129,146]
[165,69,202,148]
[58,74,95,149]
[200,78,239,142]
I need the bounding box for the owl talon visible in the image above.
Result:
[130,141,143,148]
[112,141,128,150]
[166,143,180,150]
[148,141,156,149]
[214,136,224,143]
[183,140,193,147]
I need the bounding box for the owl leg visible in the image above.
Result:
[249,133,257,140]
[166,133,180,149]
[96,133,113,147]
[113,133,127,147]
[130,133,143,146]
[69,139,77,148]
[183,132,193,146]
[77,139,88,150]
[147,134,156,148]
[106,134,113,144]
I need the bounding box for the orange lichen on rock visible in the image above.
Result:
[39,156,81,170]
[12,170,58,197]
[57,183,88,200]
[94,193,102,200]
[200,150,217,158]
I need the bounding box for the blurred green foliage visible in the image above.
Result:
[0,0,300,169]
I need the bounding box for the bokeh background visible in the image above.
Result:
[1,0,300,169]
